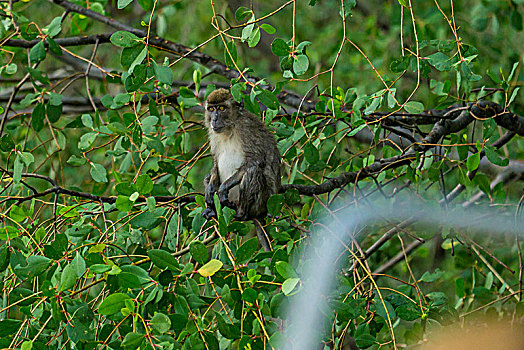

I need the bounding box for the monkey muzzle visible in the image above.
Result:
[211,114,227,133]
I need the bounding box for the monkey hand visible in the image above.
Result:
[234,208,249,221]
[217,187,236,209]
[204,183,218,207]
[201,207,217,220]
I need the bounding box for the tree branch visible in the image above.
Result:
[48,0,315,110]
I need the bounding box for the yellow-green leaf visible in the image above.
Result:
[198,259,223,277]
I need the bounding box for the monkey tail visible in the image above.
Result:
[253,218,272,252]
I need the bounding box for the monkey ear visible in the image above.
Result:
[233,99,243,109]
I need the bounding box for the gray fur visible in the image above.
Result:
[202,89,281,250]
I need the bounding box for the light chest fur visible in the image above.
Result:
[210,131,244,202]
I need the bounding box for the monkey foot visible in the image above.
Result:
[202,208,217,220]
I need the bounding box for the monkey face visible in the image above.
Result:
[206,104,232,133]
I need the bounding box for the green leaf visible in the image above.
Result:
[216,314,240,339]
[90,264,111,274]
[31,102,45,132]
[257,89,280,110]
[116,195,133,212]
[46,101,62,123]
[128,47,147,74]
[374,299,396,321]
[230,83,246,102]
[27,67,49,85]
[111,31,140,48]
[271,38,290,56]
[153,61,173,85]
[113,93,130,108]
[387,88,397,108]
[304,142,319,164]
[59,263,76,291]
[0,226,18,241]
[0,320,22,338]
[192,69,202,91]
[118,272,142,289]
[242,288,257,303]
[293,54,309,75]
[466,152,480,171]
[135,174,153,194]
[484,146,509,167]
[15,255,50,278]
[430,79,451,96]
[420,268,444,282]
[58,206,79,218]
[248,27,261,47]
[486,69,502,85]
[81,114,93,128]
[150,312,171,334]
[224,41,238,69]
[403,101,425,114]
[13,156,23,184]
[260,23,276,34]
[5,63,17,75]
[364,96,381,115]
[122,332,144,349]
[0,134,15,152]
[355,333,376,348]
[147,249,180,271]
[241,17,255,41]
[10,205,28,222]
[21,341,33,350]
[46,17,62,37]
[296,41,311,53]
[18,151,34,166]
[390,56,410,73]
[267,194,284,217]
[29,41,46,63]
[47,37,62,55]
[508,62,519,82]
[282,277,300,295]
[235,7,252,21]
[235,237,259,265]
[118,0,134,10]
[275,261,298,279]
[121,46,145,71]
[78,132,97,150]
[98,293,132,315]
[508,87,520,106]
[72,252,86,278]
[189,241,209,264]
[137,0,153,11]
[462,62,481,82]
[426,52,452,71]
[397,0,408,6]
[0,246,10,272]
[146,196,156,211]
[197,259,222,277]
[90,163,108,183]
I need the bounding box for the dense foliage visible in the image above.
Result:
[0,0,523,349]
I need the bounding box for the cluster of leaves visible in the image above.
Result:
[0,0,522,349]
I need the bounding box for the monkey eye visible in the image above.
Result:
[208,106,215,112]
[218,106,225,111]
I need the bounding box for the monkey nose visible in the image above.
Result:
[211,121,226,132]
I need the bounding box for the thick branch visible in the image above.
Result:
[48,0,314,111]
[281,109,476,195]
[4,34,111,48]
[1,170,195,206]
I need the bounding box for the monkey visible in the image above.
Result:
[201,88,281,251]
